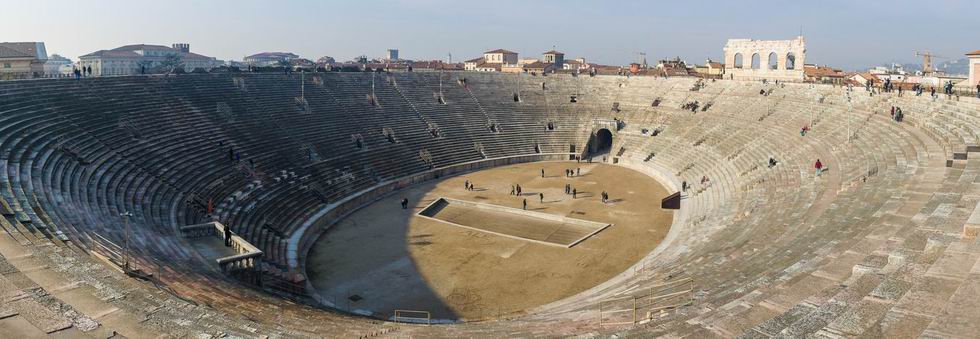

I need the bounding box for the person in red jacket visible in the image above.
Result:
[815,159,823,176]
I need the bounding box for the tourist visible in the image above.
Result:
[768,157,777,168]
[224,223,232,247]
[401,198,409,209]
[601,191,607,203]
[464,180,470,190]
[73,68,81,80]
[565,183,571,194]
[517,184,522,196]
[539,193,544,203]
[541,169,545,178]
[523,198,527,210]
[976,84,980,98]
[572,188,577,199]
[814,159,823,176]
[510,185,516,195]
[681,181,688,192]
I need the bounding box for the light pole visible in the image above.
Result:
[845,87,853,143]
[120,211,133,271]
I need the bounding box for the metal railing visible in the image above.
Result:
[393,309,432,325]
[598,277,695,326]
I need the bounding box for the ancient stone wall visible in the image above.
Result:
[724,36,806,81]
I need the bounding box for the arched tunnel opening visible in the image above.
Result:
[586,128,613,158]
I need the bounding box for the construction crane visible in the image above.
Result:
[914,51,947,74]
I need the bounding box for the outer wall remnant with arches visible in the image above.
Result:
[724,36,806,82]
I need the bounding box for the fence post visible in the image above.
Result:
[632,296,637,324]
[598,301,602,326]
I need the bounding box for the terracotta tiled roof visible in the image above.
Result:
[465,57,484,63]
[967,50,980,56]
[524,61,551,69]
[0,42,40,58]
[475,63,501,70]
[485,49,516,54]
[0,45,33,58]
[804,66,843,78]
[246,52,299,59]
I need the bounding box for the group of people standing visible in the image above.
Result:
[73,66,93,79]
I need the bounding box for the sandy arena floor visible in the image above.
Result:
[305,161,674,321]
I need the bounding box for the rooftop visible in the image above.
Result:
[485,49,517,54]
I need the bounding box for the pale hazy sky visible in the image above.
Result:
[2,0,976,70]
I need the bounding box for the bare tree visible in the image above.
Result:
[160,54,185,74]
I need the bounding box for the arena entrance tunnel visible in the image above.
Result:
[586,128,613,157]
[297,154,676,323]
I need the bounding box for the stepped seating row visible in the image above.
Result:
[0,74,978,337]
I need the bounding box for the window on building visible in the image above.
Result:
[3,63,10,68]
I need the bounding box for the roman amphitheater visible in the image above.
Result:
[0,71,978,338]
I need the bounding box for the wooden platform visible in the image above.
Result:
[418,197,611,248]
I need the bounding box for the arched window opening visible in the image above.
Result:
[785,53,796,70]
[734,53,744,69]
[768,52,778,70]
[751,53,761,70]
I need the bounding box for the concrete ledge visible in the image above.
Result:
[964,202,980,239]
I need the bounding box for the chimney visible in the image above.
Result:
[172,43,190,53]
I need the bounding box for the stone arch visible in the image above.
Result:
[785,52,796,70]
[734,53,744,69]
[768,52,778,70]
[751,53,761,70]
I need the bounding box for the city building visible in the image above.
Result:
[0,42,48,80]
[694,59,725,78]
[43,54,73,76]
[848,72,882,87]
[244,52,299,67]
[969,50,980,87]
[483,49,518,64]
[543,50,564,69]
[79,44,218,76]
[386,49,399,61]
[464,49,518,72]
[803,64,845,84]
[562,58,589,71]
[317,56,336,66]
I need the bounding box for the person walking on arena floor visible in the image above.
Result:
[541,169,545,178]
[539,193,544,203]
[572,188,577,199]
[510,185,516,195]
[401,198,409,209]
[815,159,823,176]
[523,198,528,210]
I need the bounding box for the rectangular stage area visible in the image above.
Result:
[417,197,611,248]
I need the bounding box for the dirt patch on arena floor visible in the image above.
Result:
[306,161,673,321]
